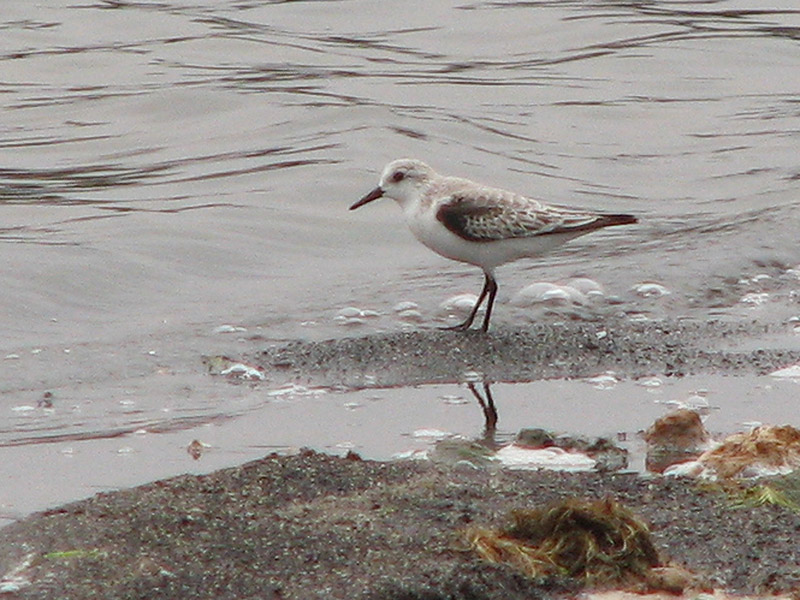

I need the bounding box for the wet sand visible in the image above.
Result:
[1,451,799,599]
[3,320,800,598]
[254,319,800,388]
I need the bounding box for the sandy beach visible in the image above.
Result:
[3,320,800,599]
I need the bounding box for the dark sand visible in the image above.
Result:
[253,320,800,389]
[3,320,800,599]
[1,451,799,599]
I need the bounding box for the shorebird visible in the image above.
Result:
[350,159,637,332]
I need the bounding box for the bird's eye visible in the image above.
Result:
[391,171,405,183]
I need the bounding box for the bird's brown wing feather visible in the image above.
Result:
[436,193,635,242]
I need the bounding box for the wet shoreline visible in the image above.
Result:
[253,319,800,389]
[1,450,798,599]
[3,319,800,598]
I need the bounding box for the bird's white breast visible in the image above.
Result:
[402,198,576,272]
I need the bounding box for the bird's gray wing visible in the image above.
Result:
[435,192,628,242]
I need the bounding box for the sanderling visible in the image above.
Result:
[350,159,637,332]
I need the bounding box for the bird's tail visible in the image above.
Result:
[598,213,638,228]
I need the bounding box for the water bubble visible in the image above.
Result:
[583,372,619,390]
[631,282,670,298]
[219,362,265,381]
[439,293,478,315]
[213,325,247,334]
[512,282,586,307]
[637,376,663,388]
[740,292,769,306]
[333,316,366,326]
[337,306,363,319]
[393,301,419,312]
[563,277,604,297]
[397,309,424,323]
[334,306,378,326]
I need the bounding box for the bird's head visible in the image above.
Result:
[350,159,435,210]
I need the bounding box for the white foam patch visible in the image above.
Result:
[439,294,478,314]
[494,445,596,472]
[769,364,800,379]
[512,282,586,307]
[631,282,671,298]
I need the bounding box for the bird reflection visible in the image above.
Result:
[455,381,628,472]
[466,381,499,448]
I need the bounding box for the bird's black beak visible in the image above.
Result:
[350,186,384,210]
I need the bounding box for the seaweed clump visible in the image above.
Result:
[728,470,800,512]
[466,497,695,592]
[697,425,800,479]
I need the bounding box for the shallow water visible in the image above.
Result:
[2,0,800,522]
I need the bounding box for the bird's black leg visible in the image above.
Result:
[480,274,498,333]
[467,381,498,434]
[441,271,492,331]
[467,381,498,450]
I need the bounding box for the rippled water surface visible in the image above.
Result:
[2,0,800,522]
